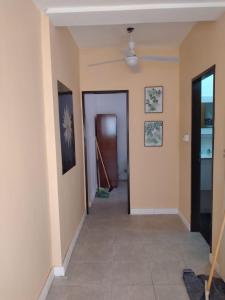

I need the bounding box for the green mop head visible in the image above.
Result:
[96,187,110,198]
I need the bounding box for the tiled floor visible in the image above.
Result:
[47,181,210,300]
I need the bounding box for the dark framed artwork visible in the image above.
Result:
[145,86,163,113]
[57,81,76,174]
[144,121,163,147]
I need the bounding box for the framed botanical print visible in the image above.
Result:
[144,121,163,147]
[145,86,163,113]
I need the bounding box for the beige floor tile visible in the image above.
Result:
[85,219,116,232]
[47,182,211,300]
[129,285,156,300]
[47,285,110,300]
[71,240,115,262]
[51,277,70,287]
[113,240,156,262]
[76,228,115,246]
[183,248,209,269]
[110,284,156,300]
[146,215,187,232]
[151,261,185,285]
[46,285,66,300]
[155,285,189,300]
[111,261,132,285]
[143,243,183,264]
[115,229,158,245]
[183,261,211,276]
[111,261,152,285]
[66,262,112,286]
[111,285,130,300]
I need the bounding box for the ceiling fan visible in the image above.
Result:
[88,27,179,71]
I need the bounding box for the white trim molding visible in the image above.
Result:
[46,2,225,14]
[53,266,65,277]
[38,212,86,299]
[43,2,225,26]
[38,269,54,300]
[54,213,86,277]
[178,210,191,231]
[131,208,178,215]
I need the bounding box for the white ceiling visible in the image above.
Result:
[34,1,225,26]
[69,23,194,48]
[33,0,225,48]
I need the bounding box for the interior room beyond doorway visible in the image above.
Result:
[82,91,130,214]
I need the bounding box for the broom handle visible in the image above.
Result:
[95,139,111,189]
[96,141,100,190]
[207,211,225,291]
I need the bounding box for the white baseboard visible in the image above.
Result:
[38,269,54,300]
[53,266,65,277]
[38,212,86,299]
[131,208,178,215]
[178,210,191,231]
[54,212,86,277]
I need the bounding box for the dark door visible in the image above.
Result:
[95,114,118,188]
[191,66,215,247]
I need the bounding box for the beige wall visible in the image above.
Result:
[0,1,51,300]
[0,2,86,299]
[179,15,225,279]
[80,47,180,210]
[49,25,85,261]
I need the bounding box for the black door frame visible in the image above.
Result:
[191,65,216,247]
[82,90,130,215]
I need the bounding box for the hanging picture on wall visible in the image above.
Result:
[144,121,163,147]
[57,81,76,174]
[145,86,163,113]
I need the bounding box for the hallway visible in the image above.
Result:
[47,182,210,300]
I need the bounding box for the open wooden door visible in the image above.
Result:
[95,114,118,188]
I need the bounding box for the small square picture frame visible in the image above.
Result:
[145,86,163,113]
[144,121,163,147]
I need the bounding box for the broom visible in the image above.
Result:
[205,211,225,300]
[95,138,113,198]
[183,211,225,300]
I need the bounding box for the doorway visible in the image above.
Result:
[191,65,215,247]
[82,91,130,215]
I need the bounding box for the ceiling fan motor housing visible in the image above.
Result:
[125,55,138,67]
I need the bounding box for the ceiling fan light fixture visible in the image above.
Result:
[125,55,138,67]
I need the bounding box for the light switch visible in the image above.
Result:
[183,134,190,143]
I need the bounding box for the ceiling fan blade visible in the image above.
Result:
[140,55,179,63]
[88,59,124,67]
